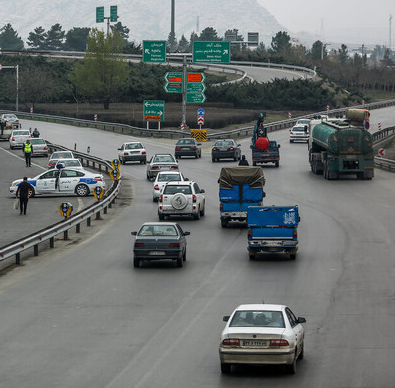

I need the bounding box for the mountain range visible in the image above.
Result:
[0,0,297,46]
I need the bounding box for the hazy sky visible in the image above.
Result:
[257,0,395,47]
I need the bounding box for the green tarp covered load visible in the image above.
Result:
[219,167,265,189]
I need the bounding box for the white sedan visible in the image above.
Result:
[152,171,187,202]
[219,304,306,374]
[10,168,105,197]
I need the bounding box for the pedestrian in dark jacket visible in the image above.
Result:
[16,177,34,215]
[23,139,32,167]
[238,155,249,166]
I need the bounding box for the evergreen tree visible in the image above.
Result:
[111,22,129,42]
[199,27,221,41]
[0,24,24,50]
[178,35,189,53]
[270,31,291,56]
[310,40,326,60]
[339,44,348,64]
[27,26,47,49]
[64,27,90,51]
[167,31,177,52]
[45,24,65,50]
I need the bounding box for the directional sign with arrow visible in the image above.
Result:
[143,41,166,63]
[164,72,183,93]
[143,100,165,122]
[378,148,386,157]
[192,41,230,63]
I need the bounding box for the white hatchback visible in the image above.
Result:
[152,171,187,202]
[219,304,306,375]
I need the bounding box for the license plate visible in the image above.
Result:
[265,241,282,246]
[243,340,269,347]
[149,251,165,255]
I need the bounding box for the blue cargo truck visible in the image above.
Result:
[219,167,266,228]
[247,205,300,260]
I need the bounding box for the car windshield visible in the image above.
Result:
[163,185,192,195]
[153,155,175,163]
[177,139,194,145]
[5,115,16,119]
[215,140,234,147]
[138,224,178,236]
[158,173,182,182]
[125,143,142,150]
[51,152,73,159]
[230,310,285,328]
[30,139,45,144]
[14,131,29,136]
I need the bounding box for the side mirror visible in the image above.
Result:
[184,231,191,236]
[223,316,230,322]
[131,231,137,236]
[262,191,266,198]
[200,189,205,193]
[250,145,253,149]
[277,144,281,148]
[197,143,202,146]
[237,144,241,147]
[118,148,122,151]
[297,317,306,324]
[184,177,189,181]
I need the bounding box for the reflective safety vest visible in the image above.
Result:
[24,143,32,153]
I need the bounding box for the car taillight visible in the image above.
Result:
[12,137,15,141]
[222,338,240,346]
[171,166,178,169]
[248,230,252,239]
[306,131,309,135]
[293,230,297,239]
[212,147,217,151]
[44,146,48,150]
[152,166,159,170]
[124,152,128,155]
[192,194,196,203]
[290,131,293,134]
[175,147,180,151]
[28,136,31,139]
[159,194,163,203]
[220,203,223,211]
[269,339,289,347]
[93,176,103,182]
[134,242,144,248]
[142,151,146,154]
[169,243,180,248]
[229,147,235,150]
[191,146,197,150]
[154,184,160,191]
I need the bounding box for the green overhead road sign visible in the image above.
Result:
[193,41,230,63]
[96,6,104,23]
[187,82,206,93]
[144,100,165,122]
[186,93,206,104]
[143,41,166,63]
[164,72,183,93]
[110,5,118,22]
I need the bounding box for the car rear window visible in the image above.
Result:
[138,225,178,236]
[51,152,73,159]
[126,143,142,149]
[293,127,306,132]
[153,155,175,163]
[64,160,81,167]
[230,311,285,328]
[158,174,181,182]
[163,185,192,195]
[14,131,29,136]
[30,139,45,144]
[177,139,194,145]
[215,140,234,147]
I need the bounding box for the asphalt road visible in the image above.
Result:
[0,110,394,388]
[0,142,110,247]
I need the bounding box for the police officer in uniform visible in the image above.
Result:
[23,139,32,167]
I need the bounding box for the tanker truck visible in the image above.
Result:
[308,109,373,180]
[250,113,280,167]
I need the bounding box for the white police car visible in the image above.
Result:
[10,168,105,197]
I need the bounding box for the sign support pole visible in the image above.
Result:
[182,55,187,128]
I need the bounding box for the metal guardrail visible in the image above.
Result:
[374,156,395,172]
[0,144,121,265]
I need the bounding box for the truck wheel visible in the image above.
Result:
[275,161,279,167]
[249,251,256,260]
[253,161,257,166]
[221,219,227,228]
[290,253,296,260]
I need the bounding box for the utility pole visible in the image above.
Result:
[390,14,393,50]
[170,0,176,52]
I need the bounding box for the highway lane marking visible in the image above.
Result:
[0,147,46,171]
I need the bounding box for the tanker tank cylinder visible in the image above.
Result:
[256,137,269,151]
